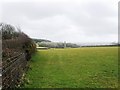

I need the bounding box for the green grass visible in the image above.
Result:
[23,47,118,88]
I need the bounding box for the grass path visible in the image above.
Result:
[23,47,118,88]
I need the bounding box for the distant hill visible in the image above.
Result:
[32,38,51,43]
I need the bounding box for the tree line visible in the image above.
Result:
[0,23,36,60]
[36,41,79,48]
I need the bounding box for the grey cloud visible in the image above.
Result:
[1,0,118,43]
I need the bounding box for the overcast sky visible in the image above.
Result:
[1,0,119,43]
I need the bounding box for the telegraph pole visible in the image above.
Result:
[64,41,66,48]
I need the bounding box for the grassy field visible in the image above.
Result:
[23,47,118,88]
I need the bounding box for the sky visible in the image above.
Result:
[0,0,119,43]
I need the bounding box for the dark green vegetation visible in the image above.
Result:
[24,47,118,88]
[33,38,51,43]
